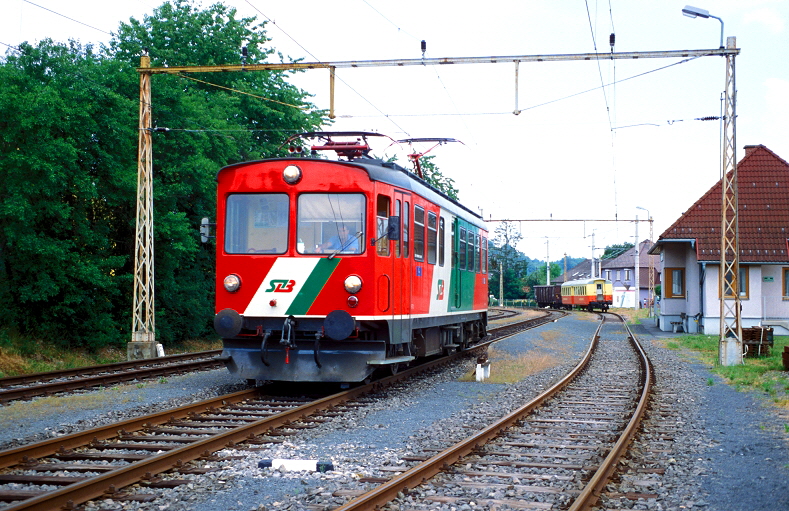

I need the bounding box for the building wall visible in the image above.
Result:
[700,264,789,335]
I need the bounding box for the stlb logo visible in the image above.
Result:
[266,279,296,292]
[436,279,445,300]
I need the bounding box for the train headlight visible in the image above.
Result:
[283,165,302,184]
[223,274,242,292]
[344,275,362,294]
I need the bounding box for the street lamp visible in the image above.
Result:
[682,6,742,365]
[682,5,724,48]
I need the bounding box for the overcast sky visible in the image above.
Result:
[3,0,787,261]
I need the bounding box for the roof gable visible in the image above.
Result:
[658,145,789,263]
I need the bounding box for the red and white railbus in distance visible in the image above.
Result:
[211,132,488,383]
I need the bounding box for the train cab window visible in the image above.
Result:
[395,199,402,257]
[439,217,445,266]
[482,236,488,273]
[297,193,365,254]
[459,227,467,270]
[403,201,410,257]
[427,212,437,264]
[414,206,425,262]
[376,195,390,256]
[225,193,289,254]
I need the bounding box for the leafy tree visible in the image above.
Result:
[108,0,326,345]
[418,155,459,200]
[0,0,326,348]
[601,242,633,259]
[0,40,136,348]
[489,222,528,300]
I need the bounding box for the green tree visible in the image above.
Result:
[601,242,633,259]
[108,0,325,345]
[0,0,325,348]
[419,155,459,200]
[489,222,528,300]
[0,40,136,348]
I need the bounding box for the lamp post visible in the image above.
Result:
[682,6,742,365]
[682,5,724,48]
[637,206,654,317]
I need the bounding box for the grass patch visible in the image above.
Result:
[668,332,789,409]
[459,345,560,384]
[611,307,651,325]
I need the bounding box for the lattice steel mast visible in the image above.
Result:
[718,36,742,365]
[130,55,156,358]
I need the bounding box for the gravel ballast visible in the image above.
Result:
[1,313,787,511]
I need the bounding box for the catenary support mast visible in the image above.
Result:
[130,47,739,359]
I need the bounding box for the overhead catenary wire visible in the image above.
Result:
[243,0,411,137]
[22,0,113,36]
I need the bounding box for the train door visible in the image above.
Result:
[451,217,462,309]
[596,281,604,302]
[392,190,412,344]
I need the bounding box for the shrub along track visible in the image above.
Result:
[0,312,559,510]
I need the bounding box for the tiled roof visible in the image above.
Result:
[553,259,594,283]
[657,145,789,263]
[601,240,660,270]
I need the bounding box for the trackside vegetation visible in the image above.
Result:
[0,0,325,352]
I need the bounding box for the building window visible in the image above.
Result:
[625,269,631,281]
[605,270,611,280]
[723,266,749,299]
[665,267,685,298]
[783,268,789,299]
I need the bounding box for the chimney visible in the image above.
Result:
[743,145,762,157]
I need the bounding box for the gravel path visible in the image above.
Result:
[1,313,787,511]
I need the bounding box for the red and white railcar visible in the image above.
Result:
[212,133,488,383]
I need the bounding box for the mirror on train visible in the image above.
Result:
[387,216,401,240]
[200,217,215,243]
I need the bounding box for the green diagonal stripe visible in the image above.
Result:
[286,258,341,315]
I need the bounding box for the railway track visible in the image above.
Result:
[330,312,652,510]
[0,306,543,405]
[0,350,223,404]
[0,312,558,510]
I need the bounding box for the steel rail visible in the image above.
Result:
[332,315,603,511]
[0,350,221,386]
[568,313,654,510]
[0,353,223,404]
[0,312,557,510]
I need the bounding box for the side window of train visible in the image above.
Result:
[475,233,481,273]
[482,236,488,273]
[439,217,445,267]
[427,212,437,264]
[459,227,467,270]
[376,195,390,256]
[414,205,425,262]
[451,220,457,267]
[403,201,410,258]
[395,199,402,257]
